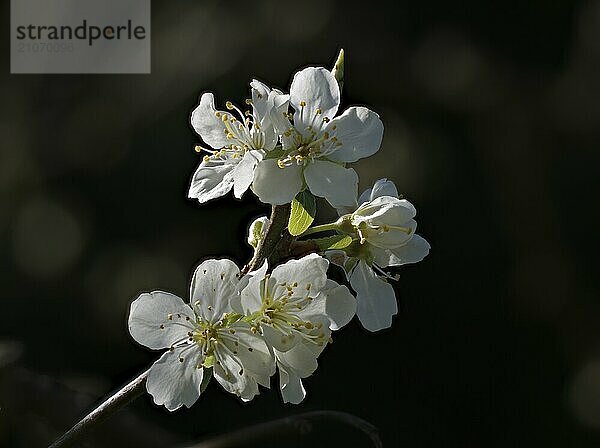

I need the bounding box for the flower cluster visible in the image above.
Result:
[189,65,383,209]
[129,255,355,409]
[128,51,429,410]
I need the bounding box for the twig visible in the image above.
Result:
[242,204,293,275]
[48,369,150,448]
[182,410,382,448]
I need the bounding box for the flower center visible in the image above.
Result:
[254,275,327,346]
[354,220,414,244]
[276,100,342,168]
[159,311,227,368]
[196,99,266,163]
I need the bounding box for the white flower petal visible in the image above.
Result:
[278,362,306,404]
[252,159,303,205]
[354,197,416,224]
[146,347,204,411]
[128,292,195,350]
[276,342,320,378]
[350,260,398,332]
[238,378,260,402]
[290,67,340,128]
[384,234,431,266]
[191,93,228,149]
[188,158,235,203]
[322,280,357,330]
[239,261,268,314]
[304,160,358,209]
[296,280,355,331]
[370,178,399,200]
[213,349,258,401]
[366,218,417,249]
[358,178,399,205]
[250,79,272,121]
[276,341,324,403]
[262,324,298,352]
[327,107,384,163]
[270,253,329,298]
[269,102,294,137]
[232,151,262,199]
[227,323,275,386]
[190,259,239,322]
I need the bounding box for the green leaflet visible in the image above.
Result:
[288,190,316,236]
[312,234,353,251]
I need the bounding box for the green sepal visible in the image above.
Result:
[223,313,243,326]
[264,146,286,160]
[200,367,212,393]
[203,354,215,368]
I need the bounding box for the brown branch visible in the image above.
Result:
[242,204,293,275]
[48,369,150,448]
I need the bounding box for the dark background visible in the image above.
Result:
[1,0,599,446]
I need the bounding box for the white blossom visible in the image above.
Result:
[233,254,356,403]
[328,179,430,332]
[189,81,288,203]
[128,259,275,410]
[252,67,384,208]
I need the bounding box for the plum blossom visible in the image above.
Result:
[234,254,356,403]
[327,179,430,332]
[189,80,288,203]
[252,67,384,209]
[128,259,274,410]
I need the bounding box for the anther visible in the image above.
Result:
[167,314,173,320]
[226,101,234,110]
[159,324,165,330]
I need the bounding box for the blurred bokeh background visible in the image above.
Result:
[1,0,600,446]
